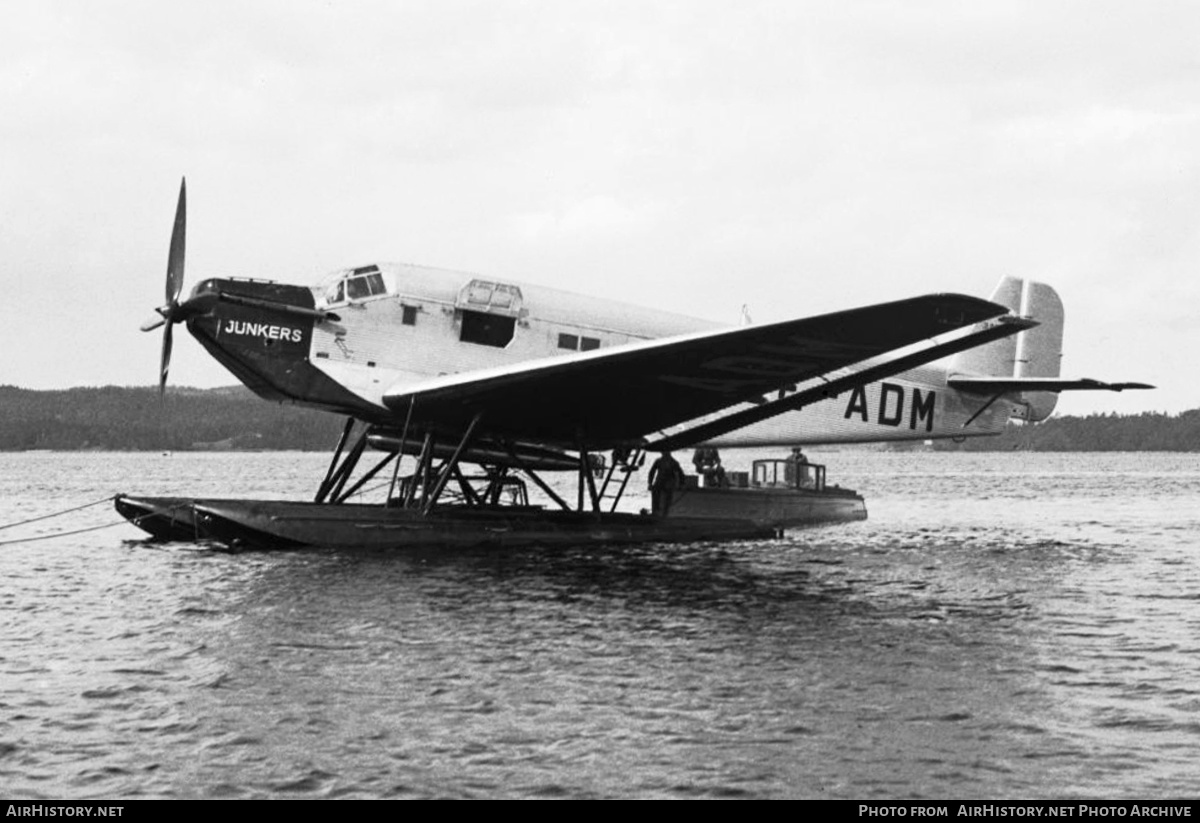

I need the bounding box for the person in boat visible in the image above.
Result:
[787,447,813,489]
[691,446,726,487]
[612,445,641,472]
[648,451,686,516]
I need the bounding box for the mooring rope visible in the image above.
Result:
[0,518,140,547]
[0,495,179,547]
[0,495,117,531]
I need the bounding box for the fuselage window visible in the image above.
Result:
[460,310,515,347]
[557,333,600,351]
[467,283,494,304]
[402,305,418,326]
[490,285,516,309]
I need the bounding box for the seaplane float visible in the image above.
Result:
[115,181,1150,550]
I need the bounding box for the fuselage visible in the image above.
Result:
[185,262,1020,448]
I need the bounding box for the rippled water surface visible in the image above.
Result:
[1,451,1198,799]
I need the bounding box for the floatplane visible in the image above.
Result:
[116,180,1150,549]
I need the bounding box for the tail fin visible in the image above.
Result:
[949,276,1064,422]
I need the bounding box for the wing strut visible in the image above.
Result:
[579,450,601,513]
[387,396,417,504]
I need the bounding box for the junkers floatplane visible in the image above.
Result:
[115,180,1151,550]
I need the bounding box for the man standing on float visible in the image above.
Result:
[648,451,686,516]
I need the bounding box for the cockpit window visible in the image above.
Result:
[326,271,387,304]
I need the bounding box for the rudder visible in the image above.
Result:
[949,276,1064,421]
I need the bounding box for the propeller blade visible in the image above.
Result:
[140,310,167,332]
[155,177,186,398]
[159,322,173,397]
[166,178,186,307]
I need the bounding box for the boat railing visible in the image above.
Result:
[751,459,826,492]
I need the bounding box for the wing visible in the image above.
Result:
[382,293,1009,448]
[650,314,1037,451]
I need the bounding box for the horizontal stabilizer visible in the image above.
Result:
[948,377,1154,393]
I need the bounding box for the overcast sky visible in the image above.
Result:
[2,0,1196,416]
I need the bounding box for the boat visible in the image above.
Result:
[667,457,866,528]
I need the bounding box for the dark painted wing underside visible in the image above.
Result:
[384,293,1008,447]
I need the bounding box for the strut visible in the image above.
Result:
[421,413,484,515]
[315,417,371,504]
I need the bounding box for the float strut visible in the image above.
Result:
[503,442,572,511]
[451,464,482,506]
[316,417,357,502]
[483,466,510,505]
[577,449,586,512]
[403,433,433,508]
[422,413,483,515]
[335,451,398,504]
[606,448,643,513]
[326,429,369,504]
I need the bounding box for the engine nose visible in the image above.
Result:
[187,278,315,354]
[184,278,314,396]
[183,278,372,417]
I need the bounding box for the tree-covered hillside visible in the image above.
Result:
[0,385,343,451]
[935,410,1200,452]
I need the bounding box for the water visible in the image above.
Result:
[1,451,1198,799]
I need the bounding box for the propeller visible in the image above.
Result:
[141,179,187,395]
[140,178,336,396]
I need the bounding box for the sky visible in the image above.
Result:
[1,0,1196,416]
